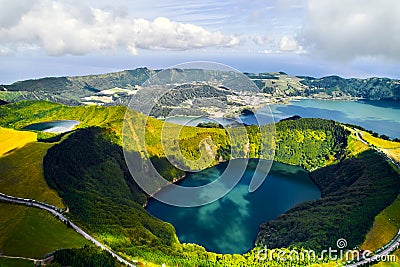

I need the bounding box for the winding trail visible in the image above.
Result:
[0,193,137,267]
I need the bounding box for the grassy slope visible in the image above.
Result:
[0,101,346,169]
[0,141,64,209]
[0,128,36,156]
[345,127,370,157]
[2,101,395,266]
[361,193,400,252]
[361,131,400,163]
[0,101,126,140]
[350,131,400,266]
[0,257,33,267]
[257,150,400,250]
[361,131,400,149]
[0,203,88,259]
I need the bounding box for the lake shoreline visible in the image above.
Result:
[145,159,321,254]
[22,120,80,133]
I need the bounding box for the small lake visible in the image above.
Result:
[146,160,320,254]
[23,120,79,133]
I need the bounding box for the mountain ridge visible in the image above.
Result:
[1,68,399,106]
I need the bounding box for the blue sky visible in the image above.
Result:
[1,0,399,83]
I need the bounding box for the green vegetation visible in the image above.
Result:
[43,127,179,251]
[49,245,123,267]
[196,122,224,128]
[0,141,64,208]
[345,128,370,157]
[0,257,34,267]
[2,69,400,108]
[279,115,302,121]
[273,119,349,170]
[0,100,349,173]
[41,124,341,266]
[361,194,400,251]
[299,76,400,100]
[0,203,88,258]
[0,91,31,103]
[361,131,400,163]
[256,150,400,251]
[0,101,126,143]
[0,68,153,105]
[1,100,397,266]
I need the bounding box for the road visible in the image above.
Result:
[0,193,137,267]
[345,232,400,267]
[344,129,400,266]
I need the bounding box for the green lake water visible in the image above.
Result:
[148,99,400,254]
[146,160,320,254]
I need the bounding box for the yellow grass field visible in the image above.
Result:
[0,127,37,156]
[361,131,400,164]
[382,148,400,163]
[0,129,64,209]
[361,132,400,149]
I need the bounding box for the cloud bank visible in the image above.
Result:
[304,0,400,61]
[0,0,239,56]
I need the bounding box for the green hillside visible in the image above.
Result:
[298,76,400,100]
[0,100,349,171]
[256,150,400,250]
[0,140,64,208]
[42,127,333,266]
[0,68,154,105]
[0,203,88,259]
[0,258,33,267]
[0,100,398,266]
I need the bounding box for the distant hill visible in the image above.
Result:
[249,72,400,100]
[0,68,155,105]
[298,75,400,100]
[1,68,399,106]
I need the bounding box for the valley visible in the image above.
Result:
[0,69,399,267]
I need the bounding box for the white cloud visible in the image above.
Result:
[279,34,301,52]
[0,0,239,56]
[304,0,400,61]
[254,34,306,54]
[252,35,273,46]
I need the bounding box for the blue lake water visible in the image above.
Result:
[254,99,400,139]
[166,100,400,139]
[147,99,400,254]
[146,160,320,254]
[23,120,79,133]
